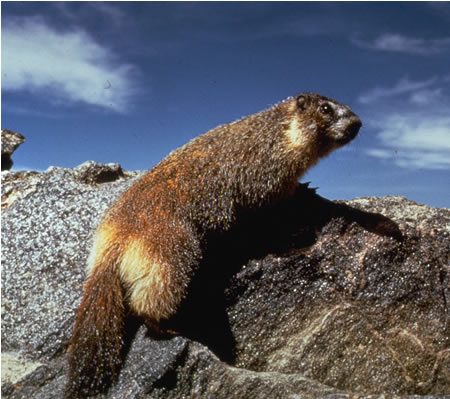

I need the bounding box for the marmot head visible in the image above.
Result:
[284,92,362,161]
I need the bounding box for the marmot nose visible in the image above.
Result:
[347,119,362,140]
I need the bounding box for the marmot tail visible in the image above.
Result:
[65,248,125,398]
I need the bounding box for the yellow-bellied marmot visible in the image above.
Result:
[66,92,362,397]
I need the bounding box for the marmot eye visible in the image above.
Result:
[319,103,334,115]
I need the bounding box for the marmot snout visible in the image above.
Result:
[66,92,361,398]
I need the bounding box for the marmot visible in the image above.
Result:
[66,92,362,397]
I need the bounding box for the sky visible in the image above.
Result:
[1,2,450,208]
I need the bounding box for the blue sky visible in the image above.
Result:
[2,2,450,208]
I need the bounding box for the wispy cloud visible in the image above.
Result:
[409,88,444,105]
[358,76,437,104]
[53,2,128,27]
[166,3,350,43]
[367,113,450,170]
[361,76,450,170]
[2,17,138,112]
[352,33,450,55]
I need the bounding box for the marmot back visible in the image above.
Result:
[66,92,362,397]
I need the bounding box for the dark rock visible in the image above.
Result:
[1,162,449,398]
[1,129,26,170]
[74,161,125,184]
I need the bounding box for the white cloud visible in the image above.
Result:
[2,17,137,112]
[352,33,450,55]
[367,112,450,170]
[358,76,437,104]
[361,75,450,170]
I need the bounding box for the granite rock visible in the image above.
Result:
[1,162,449,398]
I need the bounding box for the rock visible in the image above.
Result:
[74,161,125,184]
[1,162,449,398]
[1,353,43,385]
[1,163,141,363]
[1,129,26,171]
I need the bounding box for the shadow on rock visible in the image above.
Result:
[159,183,403,364]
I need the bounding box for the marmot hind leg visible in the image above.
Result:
[118,224,202,328]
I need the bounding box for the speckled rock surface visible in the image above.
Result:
[1,129,26,170]
[1,163,449,398]
[226,203,449,395]
[1,164,141,362]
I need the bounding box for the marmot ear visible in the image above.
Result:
[296,95,308,111]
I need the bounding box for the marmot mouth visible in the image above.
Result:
[337,119,362,145]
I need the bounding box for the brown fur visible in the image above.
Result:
[66,92,361,397]
[66,245,124,397]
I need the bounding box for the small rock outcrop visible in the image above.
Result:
[1,129,26,171]
[1,162,449,398]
